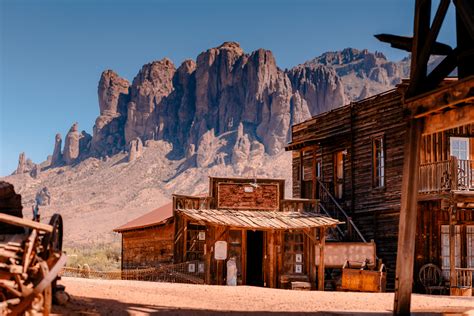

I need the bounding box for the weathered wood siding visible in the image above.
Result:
[290,89,407,289]
[122,223,174,269]
[421,124,474,163]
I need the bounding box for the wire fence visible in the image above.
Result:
[60,260,205,284]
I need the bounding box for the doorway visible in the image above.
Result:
[246,230,264,286]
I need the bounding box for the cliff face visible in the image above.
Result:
[41,44,413,170]
[303,48,410,102]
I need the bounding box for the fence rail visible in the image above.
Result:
[60,260,205,284]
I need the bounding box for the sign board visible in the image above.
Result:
[216,182,279,210]
[315,242,377,268]
[214,241,228,260]
[198,231,206,240]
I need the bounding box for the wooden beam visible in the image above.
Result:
[374,34,452,55]
[317,227,326,291]
[454,0,474,78]
[453,0,474,40]
[407,0,432,97]
[423,105,474,134]
[407,75,474,118]
[0,213,53,233]
[413,0,451,92]
[393,118,423,315]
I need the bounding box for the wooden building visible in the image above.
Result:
[286,78,474,292]
[114,203,174,269]
[115,177,341,289]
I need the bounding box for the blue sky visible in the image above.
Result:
[0,0,456,175]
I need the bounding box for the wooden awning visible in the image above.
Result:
[175,208,342,230]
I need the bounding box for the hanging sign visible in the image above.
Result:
[214,241,228,260]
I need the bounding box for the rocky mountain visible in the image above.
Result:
[4,43,415,245]
[44,42,351,169]
[303,48,410,101]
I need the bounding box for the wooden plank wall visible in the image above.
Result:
[421,124,474,163]
[291,89,406,290]
[122,223,174,269]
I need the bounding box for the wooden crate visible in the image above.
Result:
[341,261,387,292]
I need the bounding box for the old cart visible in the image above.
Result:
[0,182,66,315]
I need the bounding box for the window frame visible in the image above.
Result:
[450,137,469,160]
[372,134,386,189]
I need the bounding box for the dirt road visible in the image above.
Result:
[52,277,474,315]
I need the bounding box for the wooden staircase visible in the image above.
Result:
[317,179,366,242]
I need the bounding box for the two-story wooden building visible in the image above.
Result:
[286,77,474,292]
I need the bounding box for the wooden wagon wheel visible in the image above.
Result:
[41,214,63,260]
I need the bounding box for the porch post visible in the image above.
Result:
[318,227,326,291]
[394,118,423,314]
[449,205,456,294]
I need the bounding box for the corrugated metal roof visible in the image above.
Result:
[176,208,342,230]
[114,202,173,232]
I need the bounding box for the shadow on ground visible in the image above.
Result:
[51,295,473,316]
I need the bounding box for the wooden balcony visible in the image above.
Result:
[418,157,474,196]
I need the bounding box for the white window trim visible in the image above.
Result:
[450,137,469,160]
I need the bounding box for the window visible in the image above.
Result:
[283,231,305,274]
[185,224,206,262]
[372,137,385,188]
[450,137,469,160]
[440,225,461,280]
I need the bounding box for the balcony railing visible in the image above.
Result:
[280,199,319,213]
[419,157,474,194]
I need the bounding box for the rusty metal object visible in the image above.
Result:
[341,260,387,293]
[0,181,65,315]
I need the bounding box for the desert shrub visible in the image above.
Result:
[64,242,121,271]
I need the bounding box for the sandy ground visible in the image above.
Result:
[52,277,474,315]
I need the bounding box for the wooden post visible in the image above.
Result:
[449,205,456,294]
[318,227,326,291]
[450,156,458,190]
[393,119,423,315]
[299,150,304,198]
[205,226,213,284]
[310,228,317,289]
[242,230,247,285]
[182,218,188,261]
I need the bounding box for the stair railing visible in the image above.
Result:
[317,179,367,243]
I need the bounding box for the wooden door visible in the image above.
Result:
[334,151,344,199]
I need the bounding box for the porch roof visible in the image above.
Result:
[175,208,342,230]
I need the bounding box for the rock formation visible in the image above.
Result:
[288,64,347,115]
[125,58,176,144]
[128,138,144,162]
[303,48,410,102]
[16,152,27,174]
[232,123,251,172]
[30,164,40,179]
[46,44,420,171]
[35,187,51,206]
[91,70,130,157]
[51,133,63,166]
[15,152,34,175]
[63,123,81,164]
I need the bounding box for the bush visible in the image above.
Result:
[64,242,121,271]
